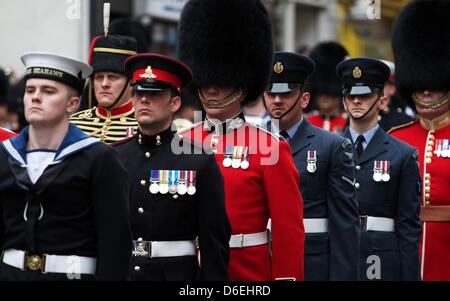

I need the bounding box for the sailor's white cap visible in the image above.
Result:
[21,52,93,93]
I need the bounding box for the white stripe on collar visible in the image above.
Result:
[2,139,26,165]
[55,137,99,161]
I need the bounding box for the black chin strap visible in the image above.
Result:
[263,93,302,120]
[103,78,131,110]
[345,96,380,120]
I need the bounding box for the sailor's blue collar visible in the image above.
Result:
[1,124,99,166]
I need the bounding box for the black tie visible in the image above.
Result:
[279,130,290,141]
[356,135,365,157]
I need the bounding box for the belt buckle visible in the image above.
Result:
[132,240,151,258]
[24,252,47,273]
[359,215,368,231]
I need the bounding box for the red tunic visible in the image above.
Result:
[0,127,16,142]
[307,113,347,133]
[181,118,304,281]
[389,114,450,281]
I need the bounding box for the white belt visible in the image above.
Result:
[360,215,395,232]
[267,218,329,234]
[304,218,329,233]
[132,240,196,258]
[229,230,268,248]
[1,249,96,274]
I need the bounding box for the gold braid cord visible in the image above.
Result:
[412,91,450,110]
[198,88,243,109]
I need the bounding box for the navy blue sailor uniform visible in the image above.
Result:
[0,125,132,280]
[113,53,231,281]
[337,58,422,281]
[266,51,360,280]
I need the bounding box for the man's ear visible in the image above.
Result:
[300,91,310,109]
[67,96,81,116]
[171,95,181,113]
[378,94,388,111]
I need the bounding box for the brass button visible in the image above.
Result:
[355,183,360,189]
[173,194,179,200]
[425,201,431,206]
[138,207,144,214]
[425,186,431,192]
[425,179,430,185]
[134,266,141,272]
[356,165,362,171]
[425,173,431,179]
[426,158,432,164]
[426,152,433,158]
[140,180,146,186]
[427,141,435,147]
[427,146,433,152]
[425,193,431,200]
[429,135,435,140]
[145,152,151,158]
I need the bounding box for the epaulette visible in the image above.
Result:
[387,120,417,134]
[251,123,281,141]
[112,135,135,147]
[70,107,97,120]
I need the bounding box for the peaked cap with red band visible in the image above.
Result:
[124,53,192,90]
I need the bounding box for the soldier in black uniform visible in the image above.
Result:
[0,52,132,281]
[263,52,360,280]
[338,58,422,281]
[114,53,231,281]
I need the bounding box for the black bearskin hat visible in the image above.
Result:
[306,41,348,97]
[178,0,274,106]
[392,0,450,99]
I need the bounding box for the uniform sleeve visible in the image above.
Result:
[327,138,360,280]
[264,141,304,281]
[197,154,231,280]
[91,146,132,281]
[397,148,422,280]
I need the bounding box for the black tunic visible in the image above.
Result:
[114,127,230,281]
[0,125,132,280]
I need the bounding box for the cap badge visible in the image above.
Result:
[140,66,157,80]
[352,66,362,79]
[274,62,284,74]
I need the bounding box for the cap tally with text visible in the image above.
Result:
[21,51,93,94]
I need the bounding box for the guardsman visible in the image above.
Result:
[306,42,348,134]
[264,52,359,280]
[114,53,231,281]
[70,6,139,143]
[377,59,414,132]
[0,52,131,280]
[389,0,450,281]
[0,127,16,141]
[178,0,305,281]
[338,58,422,281]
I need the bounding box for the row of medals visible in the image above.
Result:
[149,170,196,195]
[222,146,250,169]
[373,160,390,182]
[435,139,450,158]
